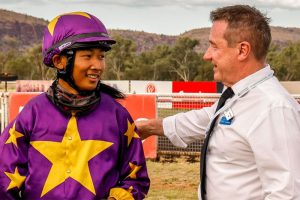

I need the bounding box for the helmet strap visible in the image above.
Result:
[57,50,98,96]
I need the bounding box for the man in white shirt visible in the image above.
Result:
[136,5,300,200]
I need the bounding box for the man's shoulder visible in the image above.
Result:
[253,79,298,108]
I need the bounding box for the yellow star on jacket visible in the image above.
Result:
[30,116,113,197]
[4,167,26,190]
[127,186,134,193]
[127,162,142,179]
[5,122,24,147]
[124,120,140,146]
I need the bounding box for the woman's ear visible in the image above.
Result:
[52,55,67,70]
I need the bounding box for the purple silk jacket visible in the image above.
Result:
[0,92,150,200]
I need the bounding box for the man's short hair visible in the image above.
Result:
[210,5,271,61]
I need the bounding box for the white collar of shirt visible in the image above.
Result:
[213,65,274,121]
[231,64,274,97]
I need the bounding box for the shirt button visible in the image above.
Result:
[66,169,71,173]
[68,136,72,140]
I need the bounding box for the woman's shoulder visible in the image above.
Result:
[18,93,54,114]
[100,92,125,108]
[25,92,50,106]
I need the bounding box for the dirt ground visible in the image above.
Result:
[145,156,200,199]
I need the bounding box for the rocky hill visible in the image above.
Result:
[109,29,177,52]
[181,26,300,52]
[1,9,300,53]
[0,9,47,51]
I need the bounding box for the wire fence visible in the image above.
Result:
[156,93,218,158]
[156,93,300,158]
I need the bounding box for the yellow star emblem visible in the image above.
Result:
[127,185,134,193]
[5,122,24,147]
[4,167,26,190]
[31,116,113,197]
[48,12,91,36]
[124,120,140,146]
[127,162,142,179]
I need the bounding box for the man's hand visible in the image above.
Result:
[135,118,164,140]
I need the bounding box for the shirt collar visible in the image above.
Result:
[231,64,274,96]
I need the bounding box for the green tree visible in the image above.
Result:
[194,54,214,81]
[104,36,137,80]
[269,42,300,81]
[127,45,171,80]
[26,44,56,80]
[0,35,20,74]
[267,43,283,79]
[6,54,31,79]
[0,50,17,74]
[168,37,202,81]
[6,45,55,80]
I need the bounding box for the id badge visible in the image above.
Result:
[219,108,234,125]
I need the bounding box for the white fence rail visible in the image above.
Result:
[0,92,300,156]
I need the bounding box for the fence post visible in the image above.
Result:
[0,92,8,133]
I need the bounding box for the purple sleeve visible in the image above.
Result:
[0,119,28,200]
[111,110,150,199]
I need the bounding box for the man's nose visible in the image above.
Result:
[203,49,211,61]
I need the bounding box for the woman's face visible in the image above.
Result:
[72,48,105,91]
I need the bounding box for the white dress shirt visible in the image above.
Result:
[163,65,300,200]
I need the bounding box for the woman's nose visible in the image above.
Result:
[91,58,104,70]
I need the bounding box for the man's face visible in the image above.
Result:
[203,20,240,87]
[72,48,105,91]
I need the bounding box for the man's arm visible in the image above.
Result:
[135,118,164,140]
[136,105,215,144]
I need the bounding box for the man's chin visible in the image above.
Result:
[213,75,221,82]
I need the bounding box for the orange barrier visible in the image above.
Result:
[8,92,41,122]
[8,92,157,159]
[118,95,157,159]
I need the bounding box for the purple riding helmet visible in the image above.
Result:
[42,11,115,67]
[42,12,115,93]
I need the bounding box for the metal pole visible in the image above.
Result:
[0,92,4,133]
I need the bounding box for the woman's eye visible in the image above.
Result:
[83,54,92,58]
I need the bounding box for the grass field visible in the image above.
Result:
[145,157,199,200]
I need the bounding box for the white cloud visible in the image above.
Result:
[2,0,300,9]
[1,0,300,35]
[51,0,300,9]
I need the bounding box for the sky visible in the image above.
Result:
[1,0,300,35]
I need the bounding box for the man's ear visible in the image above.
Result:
[52,55,67,70]
[237,41,251,61]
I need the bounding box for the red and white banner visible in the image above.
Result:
[16,80,221,94]
[16,80,52,92]
[172,81,217,93]
[130,81,172,94]
[102,80,130,93]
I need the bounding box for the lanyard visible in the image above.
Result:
[207,69,274,131]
